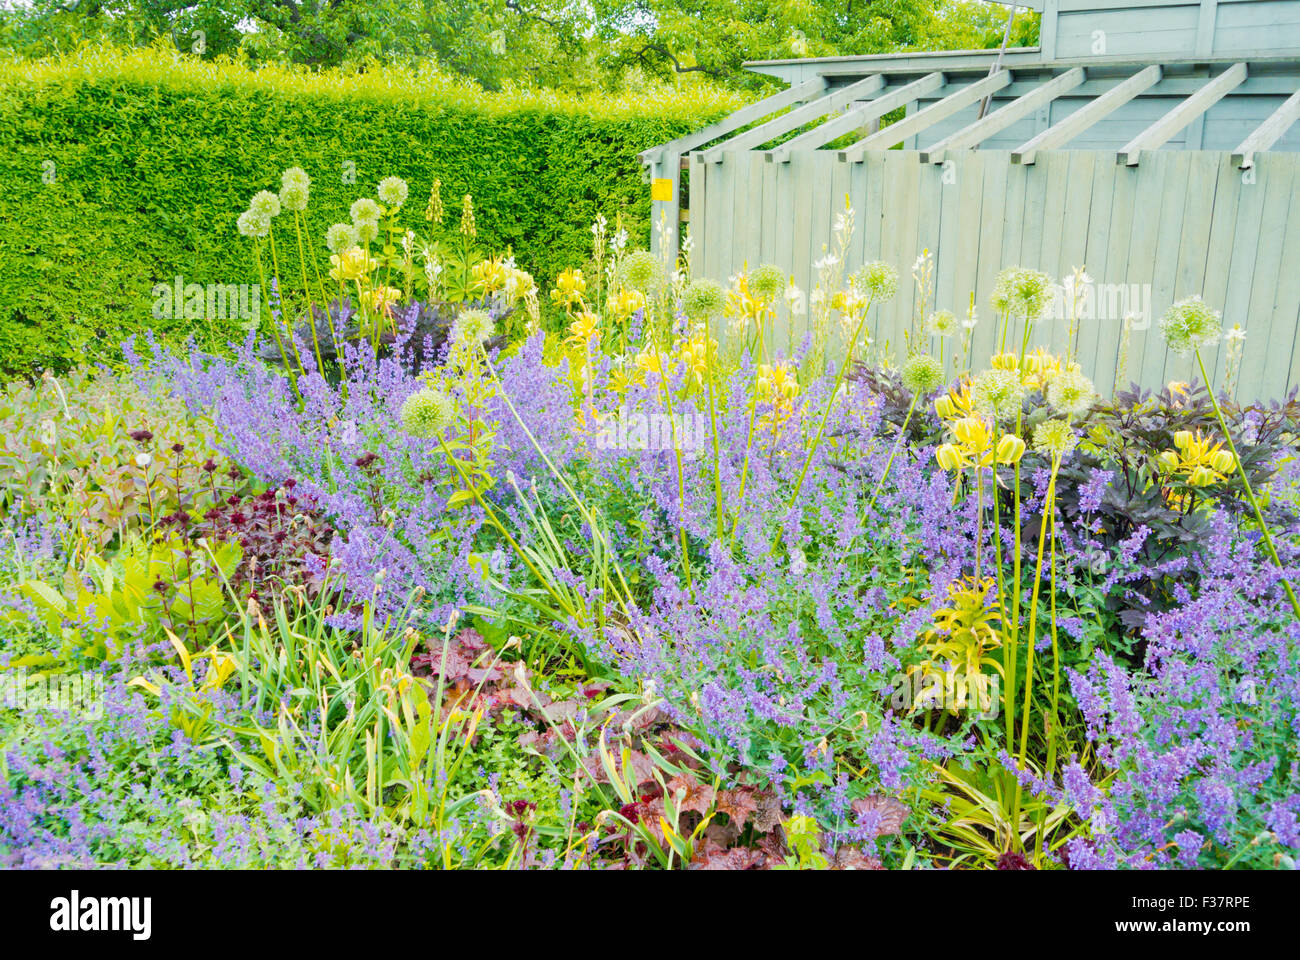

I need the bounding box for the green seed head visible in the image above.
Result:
[400,388,456,439]
[901,353,945,395]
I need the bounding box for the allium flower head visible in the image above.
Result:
[325,222,358,254]
[355,219,380,244]
[925,309,958,338]
[351,198,382,224]
[377,176,409,209]
[901,353,945,395]
[970,367,1027,419]
[749,263,786,301]
[400,388,455,439]
[1046,368,1097,419]
[993,267,1055,320]
[621,250,664,292]
[1033,419,1078,457]
[1158,296,1222,355]
[681,278,726,321]
[281,166,310,191]
[854,261,899,302]
[451,308,495,350]
[279,182,309,212]
[249,190,281,220]
[236,210,270,239]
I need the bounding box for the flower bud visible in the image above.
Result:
[995,434,1026,465]
[935,444,963,472]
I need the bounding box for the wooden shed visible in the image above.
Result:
[641,0,1300,400]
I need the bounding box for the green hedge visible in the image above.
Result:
[0,49,738,374]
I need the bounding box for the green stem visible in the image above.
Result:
[777,302,874,552]
[706,369,724,542]
[865,392,917,512]
[1011,455,1060,847]
[1196,349,1300,621]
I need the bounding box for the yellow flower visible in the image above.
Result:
[328,246,375,283]
[934,384,976,422]
[995,434,1026,465]
[935,444,964,472]
[634,347,664,376]
[471,258,511,295]
[1157,428,1236,493]
[564,310,600,349]
[726,273,763,324]
[551,268,587,308]
[609,287,647,319]
[371,285,404,314]
[680,333,713,384]
[755,362,799,407]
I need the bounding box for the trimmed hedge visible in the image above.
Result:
[0,48,739,374]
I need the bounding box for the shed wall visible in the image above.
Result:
[688,149,1300,400]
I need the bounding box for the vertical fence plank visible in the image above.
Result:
[1198,155,1242,395]
[1099,161,1139,392]
[972,154,1010,368]
[1222,153,1274,396]
[1239,153,1296,393]
[1077,156,1117,391]
[1162,152,1221,387]
[1123,152,1169,389]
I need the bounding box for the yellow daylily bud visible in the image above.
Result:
[952,416,986,448]
[1173,430,1193,451]
[1158,450,1180,471]
[995,434,1026,465]
[935,444,964,472]
[1210,449,1236,474]
[990,352,1020,372]
[1188,465,1217,487]
[934,395,956,420]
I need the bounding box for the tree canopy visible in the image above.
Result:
[0,0,1039,89]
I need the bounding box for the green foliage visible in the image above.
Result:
[0,46,736,374]
[0,1,1037,90]
[7,534,241,671]
[0,367,237,549]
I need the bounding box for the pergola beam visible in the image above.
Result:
[1232,85,1300,169]
[702,74,887,162]
[1012,64,1162,164]
[921,67,1086,164]
[766,73,946,163]
[1117,62,1248,166]
[838,70,1012,162]
[638,75,829,165]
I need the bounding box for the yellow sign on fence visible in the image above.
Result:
[651,178,673,202]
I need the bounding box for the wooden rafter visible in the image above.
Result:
[1012,64,1162,164]
[701,75,887,162]
[638,75,829,166]
[1117,62,1248,166]
[766,73,946,163]
[1232,86,1300,169]
[838,70,1012,162]
[921,67,1086,163]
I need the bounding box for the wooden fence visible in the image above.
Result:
[688,148,1300,401]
